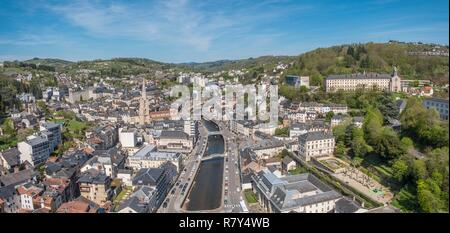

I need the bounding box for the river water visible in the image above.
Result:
[184,120,224,211]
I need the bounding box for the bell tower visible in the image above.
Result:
[390,66,401,92]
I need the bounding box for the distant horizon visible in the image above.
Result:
[0,0,448,63]
[1,40,448,64]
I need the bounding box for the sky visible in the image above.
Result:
[0,0,448,63]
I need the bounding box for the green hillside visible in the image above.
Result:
[178,55,297,72]
[1,42,448,85]
[284,42,449,85]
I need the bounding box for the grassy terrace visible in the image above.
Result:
[289,166,308,175]
[244,190,258,204]
[112,186,133,211]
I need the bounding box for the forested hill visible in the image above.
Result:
[177,55,297,72]
[284,42,449,86]
[1,42,448,84]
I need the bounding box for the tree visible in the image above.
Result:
[1,118,16,136]
[360,56,372,69]
[400,137,414,150]
[279,149,290,159]
[325,111,334,123]
[392,158,409,182]
[400,97,448,148]
[350,128,372,158]
[346,46,355,57]
[344,124,355,147]
[274,127,289,137]
[335,141,346,158]
[377,92,399,121]
[332,118,351,143]
[417,179,445,212]
[412,160,428,181]
[299,85,309,93]
[373,127,405,160]
[363,107,383,146]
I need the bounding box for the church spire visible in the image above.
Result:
[392,66,398,77]
[139,77,150,125]
[142,77,147,99]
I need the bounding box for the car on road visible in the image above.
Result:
[162,202,168,208]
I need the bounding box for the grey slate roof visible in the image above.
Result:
[326,73,392,80]
[0,169,38,187]
[335,197,361,213]
[26,136,48,146]
[298,131,334,142]
[159,130,189,140]
[132,168,164,186]
[252,171,342,212]
[77,169,110,185]
[282,156,293,165]
[117,196,149,213]
[0,185,17,199]
[0,148,20,167]
[41,122,60,129]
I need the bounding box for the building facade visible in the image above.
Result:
[423,98,449,120]
[298,131,335,162]
[251,170,342,213]
[18,136,51,166]
[325,68,402,92]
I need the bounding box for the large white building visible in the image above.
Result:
[325,68,401,92]
[39,122,62,151]
[296,103,348,115]
[18,135,51,166]
[298,131,335,162]
[251,170,342,213]
[119,128,137,148]
[127,144,182,172]
[289,121,330,139]
[157,130,193,154]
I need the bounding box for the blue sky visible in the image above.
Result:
[0,0,448,63]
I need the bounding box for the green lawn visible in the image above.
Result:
[289,166,308,175]
[0,135,18,151]
[113,187,133,211]
[67,120,88,131]
[244,190,258,204]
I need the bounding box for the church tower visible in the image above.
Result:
[139,78,150,125]
[390,66,402,92]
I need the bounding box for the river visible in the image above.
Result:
[183,120,225,211]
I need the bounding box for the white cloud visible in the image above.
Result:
[45,0,314,52]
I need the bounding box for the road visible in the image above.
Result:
[217,121,244,213]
